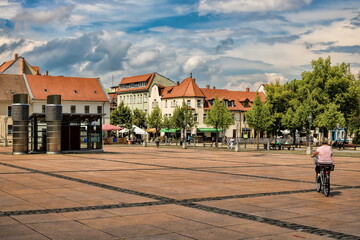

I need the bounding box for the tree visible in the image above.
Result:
[246,94,274,150]
[162,115,174,145]
[315,103,345,144]
[132,109,147,128]
[172,100,194,149]
[146,106,163,137]
[110,101,132,129]
[264,81,291,137]
[204,97,234,147]
[275,57,359,145]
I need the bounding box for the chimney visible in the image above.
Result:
[246,88,250,92]
[206,85,210,89]
[176,81,179,85]
[21,58,25,74]
[14,53,18,59]
[36,69,40,75]
[213,86,216,89]
[46,71,49,76]
[190,73,192,78]
[194,78,196,82]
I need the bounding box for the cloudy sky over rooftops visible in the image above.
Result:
[0,0,359,90]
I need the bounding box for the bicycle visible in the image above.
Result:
[315,163,335,197]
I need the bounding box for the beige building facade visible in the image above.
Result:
[116,73,176,114]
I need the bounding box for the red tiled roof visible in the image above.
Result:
[162,78,205,99]
[120,73,154,85]
[201,88,265,111]
[32,66,40,74]
[118,73,155,92]
[0,74,28,101]
[25,75,109,102]
[0,60,15,73]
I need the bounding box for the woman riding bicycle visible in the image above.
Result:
[311,140,333,175]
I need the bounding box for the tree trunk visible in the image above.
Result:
[256,130,260,150]
[182,128,187,149]
[215,131,219,147]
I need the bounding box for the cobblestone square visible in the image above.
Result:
[0,146,359,239]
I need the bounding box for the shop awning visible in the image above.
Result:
[197,128,222,132]
[146,128,156,133]
[160,128,179,133]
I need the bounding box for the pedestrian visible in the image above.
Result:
[229,137,235,150]
[155,136,160,148]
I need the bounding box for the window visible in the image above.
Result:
[144,94,148,103]
[85,106,90,114]
[197,100,201,108]
[8,125,13,134]
[187,100,191,107]
[165,100,168,108]
[71,105,76,113]
[152,100,158,108]
[42,105,45,113]
[244,99,249,108]
[203,113,207,120]
[171,100,177,107]
[194,113,198,123]
[7,106,12,116]
[97,106,102,114]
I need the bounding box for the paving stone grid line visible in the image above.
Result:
[1,161,359,239]
[70,154,349,187]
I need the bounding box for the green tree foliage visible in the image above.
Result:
[146,106,163,136]
[264,81,291,135]
[162,115,174,130]
[110,101,132,129]
[267,57,360,143]
[162,115,174,145]
[132,109,147,128]
[246,94,274,149]
[204,97,234,147]
[299,57,357,124]
[171,100,194,149]
[315,103,345,143]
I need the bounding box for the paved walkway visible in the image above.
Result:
[0,145,359,239]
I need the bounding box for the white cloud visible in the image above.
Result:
[128,49,160,67]
[0,0,21,19]
[265,73,288,84]
[183,56,209,73]
[198,0,312,14]
[13,4,75,25]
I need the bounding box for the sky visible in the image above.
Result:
[0,0,359,91]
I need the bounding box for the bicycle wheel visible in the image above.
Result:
[323,173,330,197]
[315,174,321,192]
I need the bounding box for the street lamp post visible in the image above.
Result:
[244,121,247,148]
[307,115,313,155]
[235,118,240,152]
[4,116,8,147]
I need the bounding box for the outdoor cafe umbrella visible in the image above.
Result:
[102,123,121,131]
[119,125,148,135]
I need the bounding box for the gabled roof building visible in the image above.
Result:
[149,75,265,139]
[0,54,41,75]
[115,72,176,114]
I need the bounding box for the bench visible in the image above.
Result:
[282,144,295,150]
[203,142,214,147]
[343,144,358,150]
[270,143,281,150]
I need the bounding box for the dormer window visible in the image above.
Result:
[94,90,97,94]
[44,89,48,92]
[74,90,78,94]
